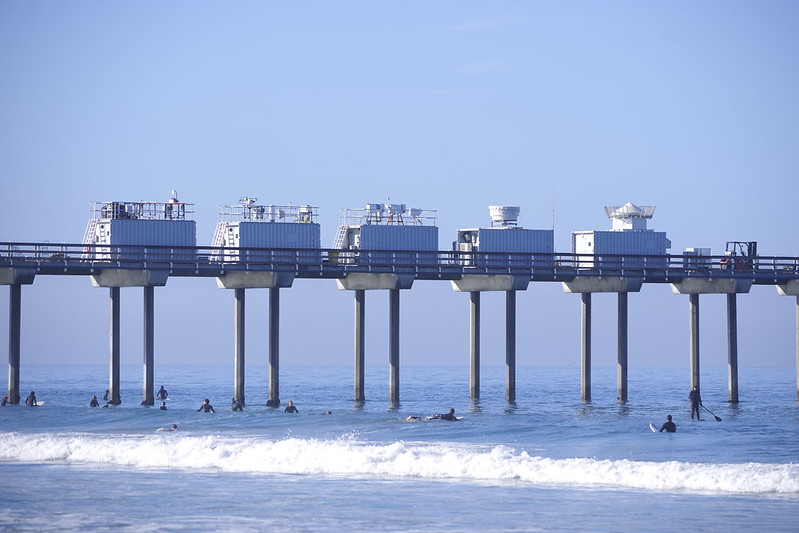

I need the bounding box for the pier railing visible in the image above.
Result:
[1,242,798,285]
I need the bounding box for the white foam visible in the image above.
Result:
[2,432,796,494]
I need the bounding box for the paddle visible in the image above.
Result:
[702,405,722,422]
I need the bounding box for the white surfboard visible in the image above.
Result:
[649,422,658,432]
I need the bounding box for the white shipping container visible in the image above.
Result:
[225,221,321,264]
[572,230,670,269]
[96,219,197,261]
[458,227,555,268]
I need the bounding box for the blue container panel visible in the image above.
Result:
[477,228,555,268]
[360,225,438,251]
[238,222,320,249]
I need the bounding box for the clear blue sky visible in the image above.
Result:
[1,2,797,373]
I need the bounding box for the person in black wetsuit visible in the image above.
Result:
[197,399,215,413]
[160,401,168,411]
[430,408,457,421]
[284,400,298,413]
[1,395,8,406]
[659,414,676,432]
[689,387,703,421]
[231,398,243,411]
[25,391,38,406]
[157,386,168,401]
[90,395,100,407]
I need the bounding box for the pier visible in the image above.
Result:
[3,242,799,406]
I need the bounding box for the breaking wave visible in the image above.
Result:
[2,432,796,494]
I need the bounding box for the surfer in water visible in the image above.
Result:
[429,408,458,421]
[689,387,703,421]
[231,398,243,411]
[659,415,676,432]
[160,401,168,411]
[197,399,215,413]
[406,408,459,421]
[157,386,168,401]
[25,391,38,406]
[284,400,298,413]
[90,395,100,407]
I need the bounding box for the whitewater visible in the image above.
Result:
[1,363,797,532]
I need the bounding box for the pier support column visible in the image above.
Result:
[354,290,365,403]
[234,288,245,406]
[470,291,481,400]
[505,290,516,403]
[727,293,739,403]
[389,289,400,406]
[581,292,592,402]
[7,284,21,405]
[142,286,155,406]
[689,293,700,392]
[108,287,121,405]
[267,287,280,407]
[617,292,628,403]
[795,296,798,402]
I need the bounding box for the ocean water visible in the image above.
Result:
[1,363,797,532]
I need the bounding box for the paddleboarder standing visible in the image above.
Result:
[689,387,703,421]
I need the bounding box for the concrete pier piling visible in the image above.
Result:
[268,287,280,407]
[617,292,628,403]
[108,287,121,405]
[580,292,592,402]
[727,293,739,403]
[389,289,400,406]
[354,289,365,403]
[506,290,516,403]
[234,288,245,406]
[470,291,480,400]
[8,284,21,405]
[689,293,700,392]
[142,286,155,406]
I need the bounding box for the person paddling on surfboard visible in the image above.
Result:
[689,387,703,421]
[429,408,458,421]
[659,415,676,432]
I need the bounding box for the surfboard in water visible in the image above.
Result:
[649,422,658,432]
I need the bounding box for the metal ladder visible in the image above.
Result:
[210,222,227,261]
[80,219,98,259]
[332,225,348,249]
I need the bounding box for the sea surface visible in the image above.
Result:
[1,363,797,532]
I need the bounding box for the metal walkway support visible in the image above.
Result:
[470,291,481,400]
[354,289,365,403]
[689,293,700,392]
[234,288,245,405]
[389,289,400,406]
[727,293,739,403]
[581,292,592,402]
[268,287,280,407]
[617,292,628,403]
[108,287,121,405]
[506,290,516,403]
[142,286,155,406]
[7,284,21,405]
